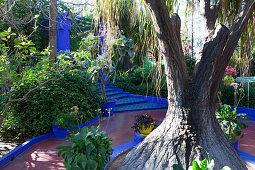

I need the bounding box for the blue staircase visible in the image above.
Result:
[100,84,168,112]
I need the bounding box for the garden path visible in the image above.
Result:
[2,109,255,169]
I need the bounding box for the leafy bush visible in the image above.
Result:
[113,66,168,98]
[2,71,101,140]
[57,125,113,170]
[215,104,250,143]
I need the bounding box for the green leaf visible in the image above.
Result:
[86,144,95,155]
[200,159,208,169]
[7,27,11,33]
[91,126,97,134]
[87,159,97,170]
[192,160,202,170]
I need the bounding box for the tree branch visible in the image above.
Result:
[195,0,255,103]
[193,24,229,93]
[208,0,255,98]
[144,0,188,94]
[10,74,63,102]
[200,0,221,38]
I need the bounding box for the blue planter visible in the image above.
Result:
[52,122,68,139]
[134,132,145,144]
[231,140,238,151]
[101,100,116,117]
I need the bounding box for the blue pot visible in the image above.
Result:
[134,132,145,144]
[101,100,116,117]
[231,140,238,151]
[52,122,68,139]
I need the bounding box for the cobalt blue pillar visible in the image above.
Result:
[57,14,71,52]
[97,22,107,55]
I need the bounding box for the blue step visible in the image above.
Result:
[98,83,168,112]
[116,97,148,107]
[106,90,124,97]
[99,85,117,91]
[108,93,130,99]
[100,89,122,94]
[100,89,117,93]
[114,102,168,112]
[105,85,117,89]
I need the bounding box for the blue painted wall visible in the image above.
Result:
[57,14,71,52]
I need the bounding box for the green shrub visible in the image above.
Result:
[2,71,101,140]
[113,66,168,98]
[218,84,255,108]
[216,105,250,143]
[57,125,113,170]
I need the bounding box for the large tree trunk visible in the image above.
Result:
[49,0,57,62]
[120,0,255,169]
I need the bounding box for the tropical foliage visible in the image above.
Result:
[215,105,250,143]
[56,125,113,170]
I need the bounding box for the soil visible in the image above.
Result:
[105,149,255,170]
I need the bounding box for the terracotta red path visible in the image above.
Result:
[2,109,255,169]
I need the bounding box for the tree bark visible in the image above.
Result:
[49,0,57,63]
[120,0,255,169]
[123,56,131,72]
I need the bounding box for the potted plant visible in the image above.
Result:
[215,104,250,150]
[56,125,113,170]
[88,54,116,117]
[223,66,238,86]
[132,114,157,143]
[52,116,69,139]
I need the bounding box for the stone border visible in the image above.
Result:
[0,115,100,168]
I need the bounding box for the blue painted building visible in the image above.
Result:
[57,14,71,52]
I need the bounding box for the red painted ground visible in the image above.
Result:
[239,120,255,157]
[2,109,255,169]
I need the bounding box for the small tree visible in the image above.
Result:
[88,53,115,101]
